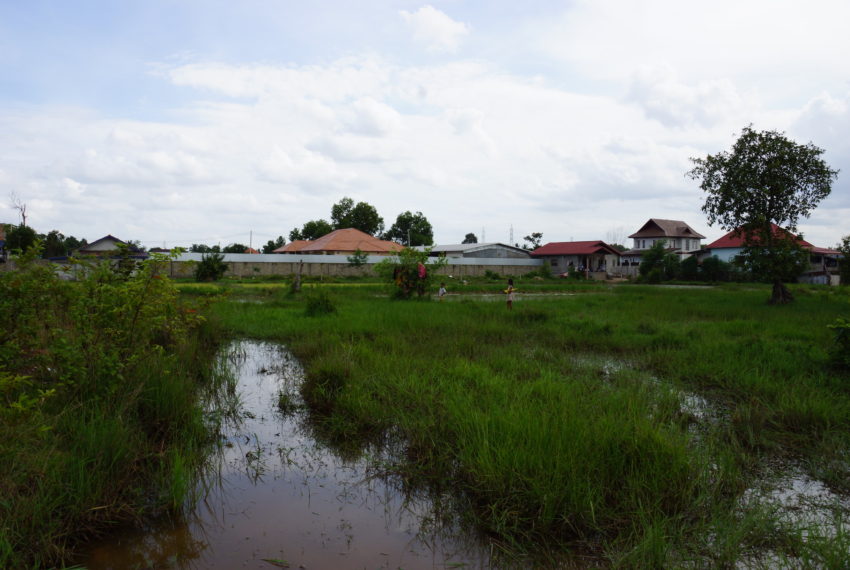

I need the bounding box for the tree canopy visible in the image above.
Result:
[290,219,333,241]
[688,126,838,304]
[262,236,285,253]
[330,196,384,236]
[190,243,220,253]
[462,233,478,244]
[522,232,543,251]
[222,243,249,254]
[384,211,434,246]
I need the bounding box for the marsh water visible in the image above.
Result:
[78,340,850,568]
[81,340,494,569]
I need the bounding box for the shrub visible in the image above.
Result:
[374,247,446,299]
[827,317,850,370]
[680,256,699,281]
[484,269,501,280]
[346,248,369,268]
[700,256,731,282]
[304,289,337,317]
[194,252,227,282]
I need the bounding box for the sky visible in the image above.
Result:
[1,0,848,250]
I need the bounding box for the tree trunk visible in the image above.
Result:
[769,280,794,304]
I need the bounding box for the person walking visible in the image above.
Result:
[505,278,516,310]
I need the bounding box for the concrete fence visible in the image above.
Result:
[167,253,545,279]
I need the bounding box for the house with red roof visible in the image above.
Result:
[702,224,841,284]
[272,228,402,255]
[531,241,622,279]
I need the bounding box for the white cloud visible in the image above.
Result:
[532,0,850,104]
[342,97,401,136]
[627,65,751,128]
[400,5,470,54]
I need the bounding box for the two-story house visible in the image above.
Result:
[620,219,706,267]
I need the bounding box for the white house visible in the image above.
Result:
[620,219,706,267]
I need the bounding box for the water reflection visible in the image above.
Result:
[82,340,494,569]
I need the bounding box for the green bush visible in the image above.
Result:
[827,317,850,369]
[194,252,227,282]
[304,289,337,317]
[0,250,220,567]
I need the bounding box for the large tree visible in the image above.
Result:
[262,236,285,253]
[330,196,384,235]
[385,211,434,246]
[42,230,66,257]
[290,219,333,241]
[462,233,478,244]
[522,232,543,251]
[4,224,37,254]
[688,126,838,304]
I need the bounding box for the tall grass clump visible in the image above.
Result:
[0,248,223,568]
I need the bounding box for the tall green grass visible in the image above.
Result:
[0,253,225,568]
[214,282,850,565]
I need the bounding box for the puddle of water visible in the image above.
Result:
[741,463,850,532]
[80,340,495,569]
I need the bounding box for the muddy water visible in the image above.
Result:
[82,340,494,569]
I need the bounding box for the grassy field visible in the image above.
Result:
[0,255,226,568]
[207,277,850,567]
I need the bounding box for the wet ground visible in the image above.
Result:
[78,341,850,568]
[81,340,493,569]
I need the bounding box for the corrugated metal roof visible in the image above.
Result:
[427,242,528,255]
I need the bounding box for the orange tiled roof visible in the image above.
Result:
[273,240,312,253]
[300,228,402,254]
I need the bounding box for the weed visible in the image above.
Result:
[304,289,337,316]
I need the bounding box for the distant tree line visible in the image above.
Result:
[2,224,88,258]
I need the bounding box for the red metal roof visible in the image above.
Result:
[531,241,621,257]
[705,224,814,249]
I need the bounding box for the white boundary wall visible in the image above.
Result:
[169,253,543,278]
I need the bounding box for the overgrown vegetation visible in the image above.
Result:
[214,281,850,566]
[0,248,222,567]
[194,251,228,281]
[374,246,446,299]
